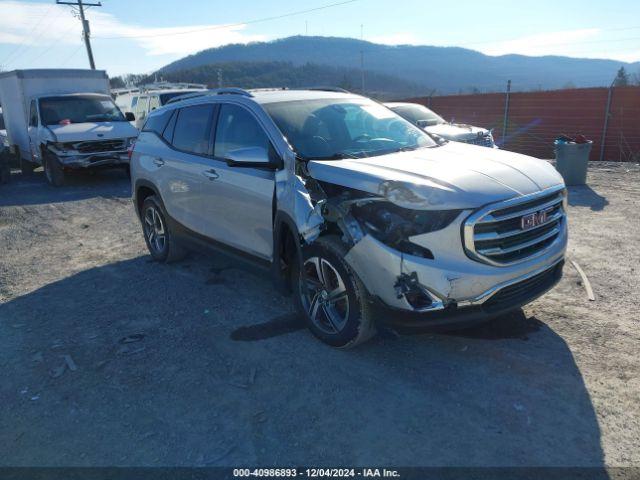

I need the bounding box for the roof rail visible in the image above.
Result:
[165,88,253,105]
[305,87,351,93]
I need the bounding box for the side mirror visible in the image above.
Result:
[125,112,135,121]
[225,147,273,168]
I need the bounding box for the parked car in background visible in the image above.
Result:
[0,69,138,186]
[113,83,207,130]
[385,102,496,148]
[131,88,566,348]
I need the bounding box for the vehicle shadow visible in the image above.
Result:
[0,168,130,207]
[568,184,609,211]
[0,255,606,473]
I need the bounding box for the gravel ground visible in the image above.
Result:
[0,163,638,468]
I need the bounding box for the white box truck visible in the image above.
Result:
[0,69,138,186]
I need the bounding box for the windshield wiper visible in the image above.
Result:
[309,151,362,161]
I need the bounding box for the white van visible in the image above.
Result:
[114,83,206,129]
[0,69,139,186]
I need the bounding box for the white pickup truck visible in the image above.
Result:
[0,69,138,186]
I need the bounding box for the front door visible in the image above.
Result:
[206,103,275,260]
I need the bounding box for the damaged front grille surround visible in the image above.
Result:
[463,185,566,266]
[349,201,461,259]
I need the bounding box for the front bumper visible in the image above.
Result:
[377,260,563,330]
[343,211,567,327]
[55,151,129,169]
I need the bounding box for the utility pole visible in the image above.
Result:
[56,0,102,70]
[502,79,511,146]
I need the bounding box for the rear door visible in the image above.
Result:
[155,103,216,234]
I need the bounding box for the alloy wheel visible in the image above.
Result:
[299,256,350,334]
[143,206,166,254]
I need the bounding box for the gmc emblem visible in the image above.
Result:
[521,210,548,230]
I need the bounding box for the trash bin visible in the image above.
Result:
[554,137,592,186]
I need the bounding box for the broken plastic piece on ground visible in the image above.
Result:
[119,333,145,344]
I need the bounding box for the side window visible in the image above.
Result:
[162,110,177,144]
[136,96,149,119]
[142,108,174,136]
[29,100,38,127]
[172,105,213,155]
[130,96,138,110]
[149,96,160,112]
[213,104,269,158]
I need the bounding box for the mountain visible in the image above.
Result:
[140,61,424,99]
[159,36,640,95]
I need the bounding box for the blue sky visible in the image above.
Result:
[1,0,639,76]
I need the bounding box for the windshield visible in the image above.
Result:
[39,95,126,125]
[389,104,446,127]
[263,97,437,160]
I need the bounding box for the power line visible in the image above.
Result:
[93,0,358,40]
[0,3,57,67]
[56,0,102,69]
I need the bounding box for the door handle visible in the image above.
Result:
[202,168,219,180]
[153,157,165,167]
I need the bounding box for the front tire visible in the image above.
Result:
[141,195,186,263]
[43,153,65,187]
[292,235,376,348]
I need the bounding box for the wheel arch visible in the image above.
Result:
[134,179,161,218]
[272,210,305,293]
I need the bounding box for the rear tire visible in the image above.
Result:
[292,235,376,348]
[43,153,65,187]
[141,195,186,263]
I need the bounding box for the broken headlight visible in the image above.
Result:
[351,202,461,258]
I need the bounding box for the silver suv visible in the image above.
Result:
[131,88,567,348]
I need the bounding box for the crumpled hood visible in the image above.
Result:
[307,141,564,210]
[48,122,137,143]
[425,123,489,141]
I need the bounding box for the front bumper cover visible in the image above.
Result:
[54,151,129,169]
[376,260,563,330]
[343,209,567,327]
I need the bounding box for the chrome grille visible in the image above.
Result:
[463,133,495,148]
[71,139,126,153]
[464,186,566,265]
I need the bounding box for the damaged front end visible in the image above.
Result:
[46,139,132,168]
[278,158,464,312]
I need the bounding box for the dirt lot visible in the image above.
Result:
[0,162,638,468]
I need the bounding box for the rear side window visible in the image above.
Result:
[214,104,269,158]
[142,108,173,136]
[172,105,214,155]
[163,110,177,144]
